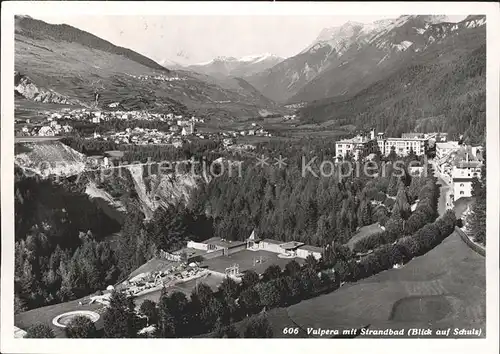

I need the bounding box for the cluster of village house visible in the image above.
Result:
[220,124,272,146]
[14,107,204,137]
[16,118,74,137]
[93,118,197,146]
[14,107,275,149]
[434,142,483,204]
[125,73,187,82]
[335,129,483,203]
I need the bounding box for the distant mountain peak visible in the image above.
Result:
[213,56,238,62]
[239,53,281,63]
[188,53,283,78]
[247,13,486,104]
[196,53,282,66]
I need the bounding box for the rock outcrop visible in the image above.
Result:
[14,71,76,105]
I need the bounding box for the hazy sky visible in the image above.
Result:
[27,15,468,66]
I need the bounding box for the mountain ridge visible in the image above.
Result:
[15,16,170,74]
[14,16,281,119]
[297,41,486,144]
[246,15,485,104]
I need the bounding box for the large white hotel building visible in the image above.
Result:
[335,129,429,160]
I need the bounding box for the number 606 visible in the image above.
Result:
[282,327,299,335]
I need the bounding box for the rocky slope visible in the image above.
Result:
[246,15,485,104]
[15,140,201,220]
[15,71,80,105]
[14,141,88,177]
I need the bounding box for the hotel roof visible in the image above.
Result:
[279,241,305,250]
[455,161,482,168]
[336,135,372,144]
[384,137,428,141]
[203,237,246,249]
[436,141,460,149]
[261,238,283,245]
[299,245,324,253]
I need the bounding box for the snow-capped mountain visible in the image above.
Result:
[246,15,485,103]
[186,53,283,79]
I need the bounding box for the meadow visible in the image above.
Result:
[264,231,485,338]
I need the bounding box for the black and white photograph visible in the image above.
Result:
[1,1,499,354]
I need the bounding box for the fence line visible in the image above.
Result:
[455,226,485,256]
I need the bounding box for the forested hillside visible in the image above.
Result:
[189,138,435,247]
[298,44,486,144]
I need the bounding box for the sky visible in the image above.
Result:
[26,14,468,66]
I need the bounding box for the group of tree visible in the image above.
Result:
[24,315,97,338]
[102,249,350,338]
[103,202,457,339]
[14,170,121,311]
[353,165,439,253]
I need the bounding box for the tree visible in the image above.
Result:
[405,211,426,234]
[385,216,405,238]
[304,254,319,272]
[212,319,240,338]
[284,260,302,277]
[392,185,411,220]
[14,295,27,314]
[218,276,240,300]
[262,264,282,282]
[299,267,321,296]
[284,275,302,303]
[388,146,398,162]
[65,315,97,338]
[139,299,159,326]
[157,303,176,338]
[358,201,372,226]
[243,315,273,338]
[387,174,398,196]
[238,287,261,316]
[438,210,457,237]
[147,206,190,252]
[467,158,486,245]
[373,205,390,226]
[117,211,144,277]
[241,270,260,289]
[256,280,285,309]
[25,323,55,338]
[163,291,191,336]
[103,291,139,338]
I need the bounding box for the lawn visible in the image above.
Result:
[346,223,384,250]
[265,231,485,338]
[200,250,304,276]
[15,297,106,338]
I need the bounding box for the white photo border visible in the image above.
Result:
[1,2,499,354]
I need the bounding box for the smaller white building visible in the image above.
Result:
[451,160,482,200]
[38,126,55,136]
[436,141,460,160]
